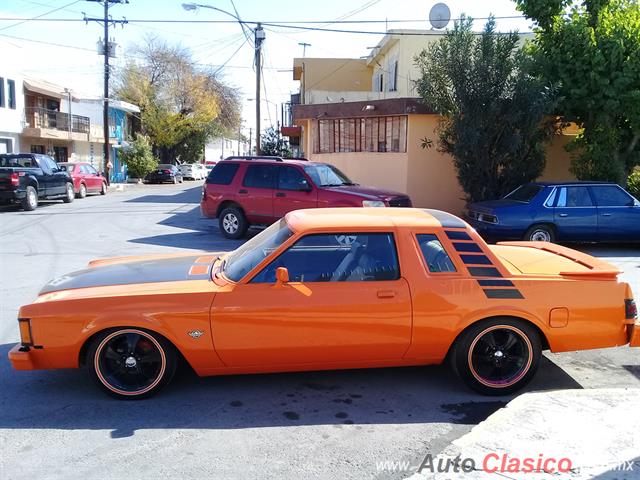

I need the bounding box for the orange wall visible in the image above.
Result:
[300,114,576,214]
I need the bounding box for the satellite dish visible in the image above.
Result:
[429,3,451,29]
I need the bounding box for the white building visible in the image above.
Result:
[205,136,251,163]
[0,70,24,153]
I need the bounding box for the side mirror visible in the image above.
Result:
[275,267,289,285]
[298,179,312,192]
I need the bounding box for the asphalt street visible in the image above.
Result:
[0,182,638,480]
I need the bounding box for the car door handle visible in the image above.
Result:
[238,189,248,194]
[377,290,396,299]
[275,192,286,197]
[602,213,612,217]
[558,213,568,217]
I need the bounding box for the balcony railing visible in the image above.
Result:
[25,107,90,134]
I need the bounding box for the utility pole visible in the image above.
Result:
[255,23,265,156]
[298,42,311,57]
[248,128,252,155]
[84,0,128,185]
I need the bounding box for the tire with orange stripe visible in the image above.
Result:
[86,328,177,400]
[450,318,541,395]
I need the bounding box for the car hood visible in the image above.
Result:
[324,184,408,200]
[469,199,526,212]
[40,253,220,295]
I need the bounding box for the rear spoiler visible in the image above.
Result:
[497,242,620,279]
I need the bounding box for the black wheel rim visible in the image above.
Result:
[469,326,532,387]
[96,330,165,395]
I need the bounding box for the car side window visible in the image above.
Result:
[416,234,457,273]
[556,186,593,207]
[251,233,400,283]
[243,164,277,189]
[207,162,239,185]
[36,155,52,174]
[277,166,308,191]
[590,186,633,207]
[87,165,99,175]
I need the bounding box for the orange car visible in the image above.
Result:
[9,208,639,399]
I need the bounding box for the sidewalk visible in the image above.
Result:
[407,388,640,480]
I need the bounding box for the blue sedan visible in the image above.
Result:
[466,182,640,243]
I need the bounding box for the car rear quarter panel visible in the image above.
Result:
[19,281,225,374]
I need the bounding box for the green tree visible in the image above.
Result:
[414,16,556,203]
[515,0,640,184]
[120,133,158,179]
[261,127,292,158]
[115,36,241,164]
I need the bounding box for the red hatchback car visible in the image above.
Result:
[201,156,412,238]
[59,162,107,198]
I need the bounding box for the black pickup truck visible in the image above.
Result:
[0,153,75,210]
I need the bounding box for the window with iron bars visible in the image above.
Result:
[314,116,407,154]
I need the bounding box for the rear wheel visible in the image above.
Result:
[78,183,87,199]
[450,318,541,395]
[100,182,107,195]
[86,328,177,399]
[219,206,249,239]
[62,183,75,203]
[21,186,38,211]
[524,224,555,242]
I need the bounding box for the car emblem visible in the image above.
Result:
[188,330,204,339]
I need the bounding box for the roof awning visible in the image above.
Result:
[23,78,64,99]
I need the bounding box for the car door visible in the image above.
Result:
[238,164,277,223]
[211,232,412,367]
[273,165,318,217]
[552,185,598,241]
[84,164,103,191]
[34,155,56,196]
[44,156,67,195]
[590,185,640,241]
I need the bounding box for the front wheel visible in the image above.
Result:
[100,182,107,195]
[86,328,177,399]
[62,183,75,203]
[219,206,249,239]
[450,318,541,395]
[524,224,555,242]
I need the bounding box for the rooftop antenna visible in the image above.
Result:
[428,2,451,29]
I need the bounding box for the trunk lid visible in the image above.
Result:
[490,241,620,279]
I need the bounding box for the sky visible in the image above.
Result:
[0,0,534,137]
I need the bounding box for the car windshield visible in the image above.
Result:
[223,219,293,282]
[303,164,355,187]
[504,184,544,203]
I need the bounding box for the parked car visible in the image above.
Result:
[8,208,638,399]
[201,156,412,239]
[179,163,206,180]
[145,164,183,184]
[466,182,640,243]
[58,162,107,198]
[0,153,75,210]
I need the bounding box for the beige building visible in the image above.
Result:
[289,30,574,215]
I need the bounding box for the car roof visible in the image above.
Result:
[285,208,467,232]
[531,181,616,186]
[221,156,311,166]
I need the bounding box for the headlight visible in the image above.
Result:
[362,200,386,207]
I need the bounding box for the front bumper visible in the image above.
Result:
[8,344,38,370]
[630,322,640,347]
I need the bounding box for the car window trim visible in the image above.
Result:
[247,230,402,284]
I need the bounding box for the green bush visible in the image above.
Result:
[627,168,640,199]
[120,133,158,179]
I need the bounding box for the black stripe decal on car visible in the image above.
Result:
[445,230,472,241]
[483,289,524,299]
[461,254,492,265]
[468,266,503,277]
[454,242,483,253]
[477,279,515,287]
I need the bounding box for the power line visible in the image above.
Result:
[0,0,82,31]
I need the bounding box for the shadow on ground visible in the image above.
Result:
[0,345,580,435]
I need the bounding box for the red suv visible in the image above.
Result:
[201,156,412,239]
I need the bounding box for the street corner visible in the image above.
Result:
[403,388,640,480]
